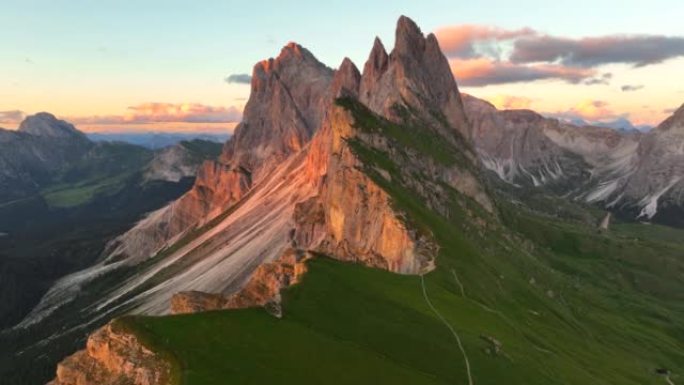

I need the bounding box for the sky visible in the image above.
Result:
[1,0,683,133]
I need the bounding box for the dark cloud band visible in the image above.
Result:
[225,73,252,84]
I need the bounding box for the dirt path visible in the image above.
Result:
[420,274,474,385]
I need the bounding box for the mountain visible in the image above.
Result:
[551,116,651,133]
[143,140,224,183]
[598,103,684,225]
[0,113,93,202]
[463,94,641,190]
[464,95,684,225]
[87,132,230,150]
[4,16,682,385]
[0,123,221,333]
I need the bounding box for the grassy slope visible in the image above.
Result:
[121,102,683,385]
[40,142,153,208]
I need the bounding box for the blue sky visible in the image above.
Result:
[1,0,683,131]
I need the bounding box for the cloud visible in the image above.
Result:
[435,23,684,87]
[225,73,252,84]
[584,72,612,85]
[510,35,684,67]
[435,25,536,58]
[450,58,595,86]
[0,110,25,124]
[486,95,533,110]
[621,84,644,92]
[70,103,242,125]
[549,100,625,123]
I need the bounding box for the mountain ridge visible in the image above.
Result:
[4,15,681,385]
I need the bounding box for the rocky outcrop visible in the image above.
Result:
[48,322,171,385]
[143,140,222,183]
[359,16,470,140]
[104,43,334,264]
[221,42,334,179]
[171,249,311,315]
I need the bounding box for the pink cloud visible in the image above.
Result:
[435,23,684,87]
[548,100,626,123]
[449,58,595,86]
[434,25,536,58]
[0,110,26,125]
[68,103,243,125]
[485,95,534,110]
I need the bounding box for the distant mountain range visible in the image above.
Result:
[0,114,222,343]
[87,132,230,149]
[549,116,653,133]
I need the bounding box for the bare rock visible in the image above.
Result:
[49,322,171,385]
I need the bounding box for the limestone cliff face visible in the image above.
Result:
[464,93,684,223]
[104,161,251,264]
[47,15,497,382]
[221,43,334,180]
[103,44,333,263]
[294,89,433,273]
[170,249,311,315]
[359,16,470,140]
[48,322,171,385]
[610,103,684,221]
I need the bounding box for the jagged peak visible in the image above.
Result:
[18,112,87,139]
[364,37,389,75]
[394,15,426,57]
[657,102,684,132]
[331,57,361,97]
[254,42,318,73]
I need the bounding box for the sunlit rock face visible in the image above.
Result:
[103,43,334,264]
[48,322,171,385]
[46,15,503,382]
[360,16,470,140]
[35,16,494,340]
[221,42,334,180]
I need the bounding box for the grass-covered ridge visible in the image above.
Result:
[120,99,683,384]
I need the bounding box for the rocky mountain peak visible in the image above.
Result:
[331,57,361,98]
[394,15,426,58]
[657,102,684,132]
[222,42,334,174]
[358,16,470,138]
[359,37,389,101]
[18,112,88,140]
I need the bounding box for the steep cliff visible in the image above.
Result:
[48,322,172,385]
[44,15,496,382]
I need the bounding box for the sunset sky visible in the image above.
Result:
[1,0,683,133]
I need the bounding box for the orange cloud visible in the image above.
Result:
[435,25,536,58]
[68,103,243,125]
[568,100,618,121]
[450,58,595,86]
[486,95,534,110]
